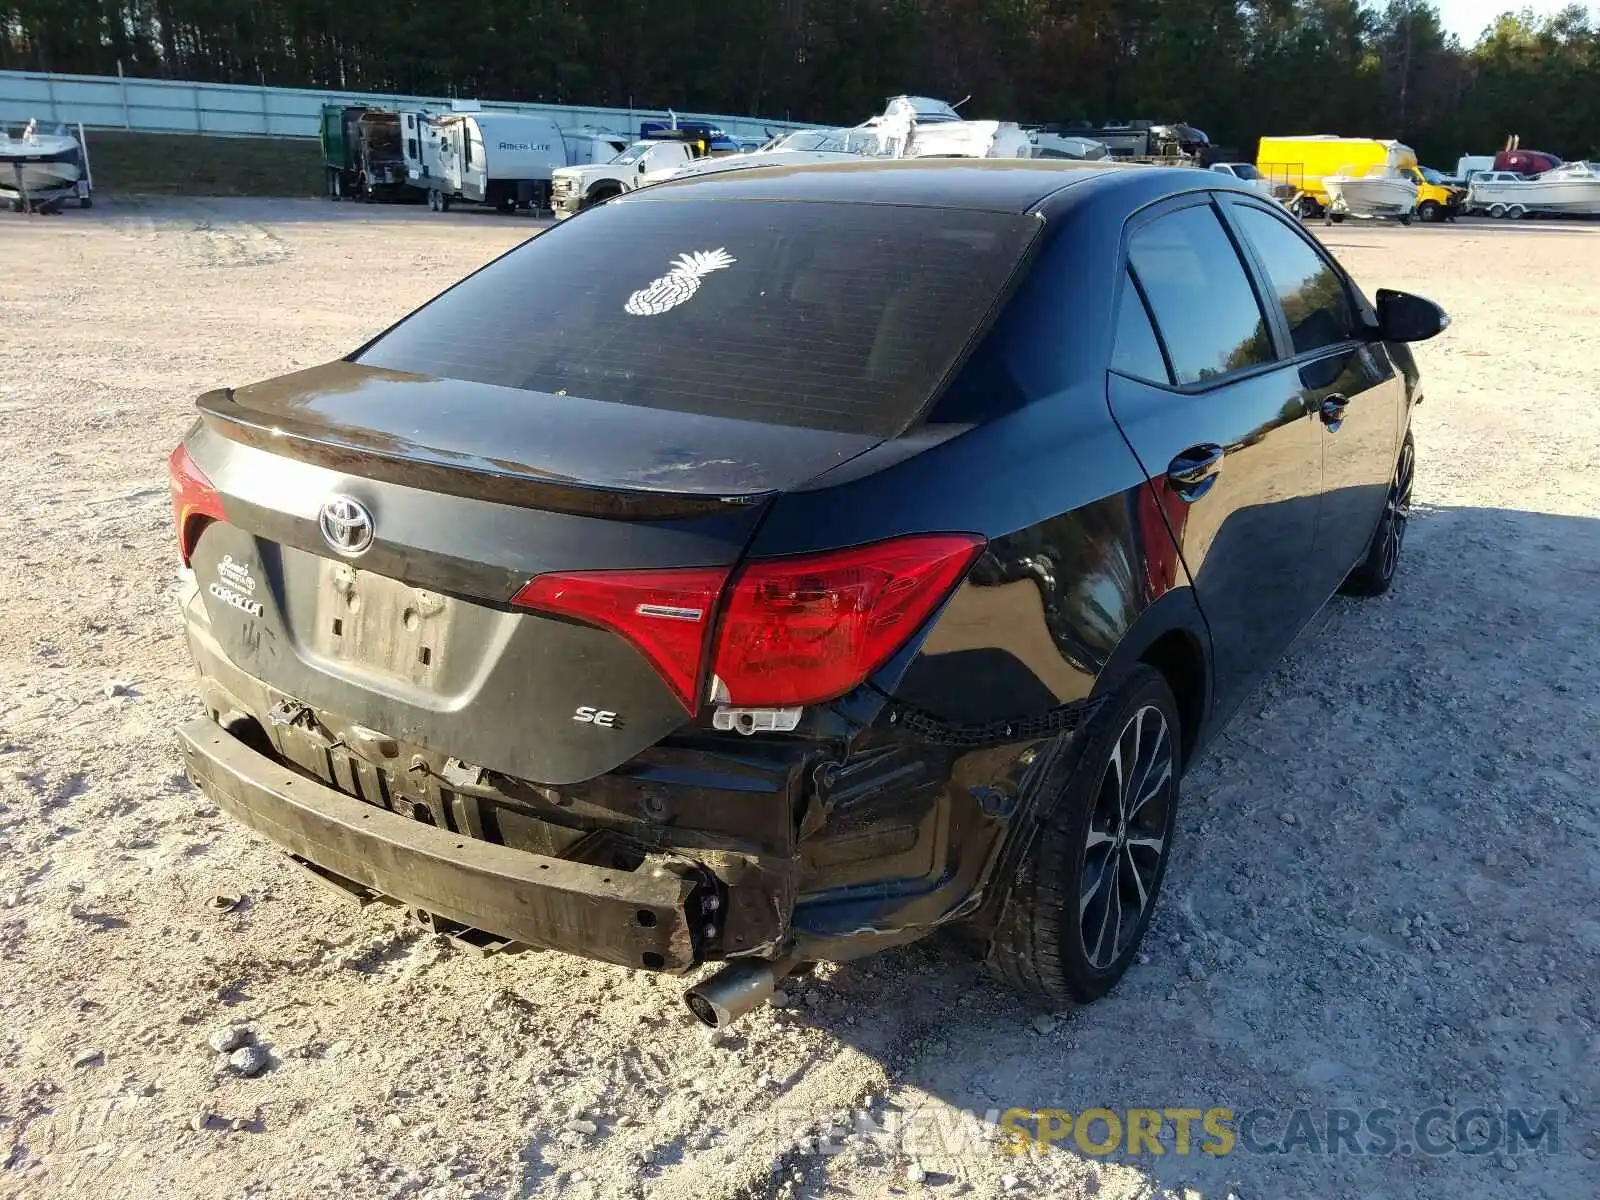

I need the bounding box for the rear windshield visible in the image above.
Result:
[357,196,1040,436]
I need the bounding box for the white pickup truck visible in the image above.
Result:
[551,136,722,219]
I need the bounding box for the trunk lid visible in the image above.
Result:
[206,361,883,503]
[186,362,884,785]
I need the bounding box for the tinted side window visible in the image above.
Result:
[1231,205,1356,355]
[1111,270,1169,384]
[1128,204,1273,385]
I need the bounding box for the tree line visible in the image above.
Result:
[3,0,1597,164]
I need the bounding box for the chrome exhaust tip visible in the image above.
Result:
[683,956,803,1028]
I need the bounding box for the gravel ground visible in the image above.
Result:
[1,198,1597,1200]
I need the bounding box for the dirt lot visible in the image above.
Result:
[1,198,1597,1200]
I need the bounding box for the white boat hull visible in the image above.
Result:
[1467,177,1600,216]
[0,160,82,194]
[0,131,84,198]
[1325,175,1417,218]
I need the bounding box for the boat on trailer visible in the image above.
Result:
[663,96,1036,187]
[1467,161,1600,218]
[1322,164,1418,223]
[1,120,93,213]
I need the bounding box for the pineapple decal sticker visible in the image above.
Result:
[625,248,737,316]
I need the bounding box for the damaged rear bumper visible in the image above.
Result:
[177,718,704,971]
[176,575,1092,975]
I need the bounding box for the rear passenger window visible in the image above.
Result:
[1231,205,1356,354]
[1111,270,1169,383]
[1128,204,1273,385]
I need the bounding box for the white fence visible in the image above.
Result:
[0,69,806,143]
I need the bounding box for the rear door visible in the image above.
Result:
[1106,196,1323,714]
[1220,198,1398,601]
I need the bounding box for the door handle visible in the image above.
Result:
[1319,393,1349,430]
[1167,444,1225,501]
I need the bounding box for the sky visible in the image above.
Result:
[1433,0,1589,42]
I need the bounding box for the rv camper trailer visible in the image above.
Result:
[402,106,626,214]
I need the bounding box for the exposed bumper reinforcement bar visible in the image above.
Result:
[176,718,701,972]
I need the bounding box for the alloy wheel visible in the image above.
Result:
[1079,704,1175,970]
[1380,439,1415,582]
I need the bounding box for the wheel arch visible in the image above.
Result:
[1094,588,1213,768]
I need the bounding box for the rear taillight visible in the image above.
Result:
[512,534,984,715]
[512,567,729,713]
[712,535,985,707]
[168,444,224,566]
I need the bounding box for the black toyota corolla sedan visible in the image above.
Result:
[168,160,1444,1026]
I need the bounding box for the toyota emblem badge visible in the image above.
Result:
[319,496,375,557]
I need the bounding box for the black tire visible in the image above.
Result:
[1417,200,1440,223]
[986,664,1182,1008]
[496,196,516,214]
[587,185,622,208]
[438,193,451,212]
[1343,432,1415,597]
[1398,213,1412,226]
[79,195,92,210]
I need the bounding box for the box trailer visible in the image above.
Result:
[320,105,411,202]
[1256,135,1462,221]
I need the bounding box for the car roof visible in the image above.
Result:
[624,157,1229,215]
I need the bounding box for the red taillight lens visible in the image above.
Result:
[711,534,985,707]
[510,534,984,716]
[512,567,729,713]
[168,444,225,567]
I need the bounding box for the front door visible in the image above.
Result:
[1106,198,1324,715]
[441,125,464,193]
[1220,199,1399,601]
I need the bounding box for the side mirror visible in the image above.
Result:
[1373,288,1449,343]
[638,162,648,174]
